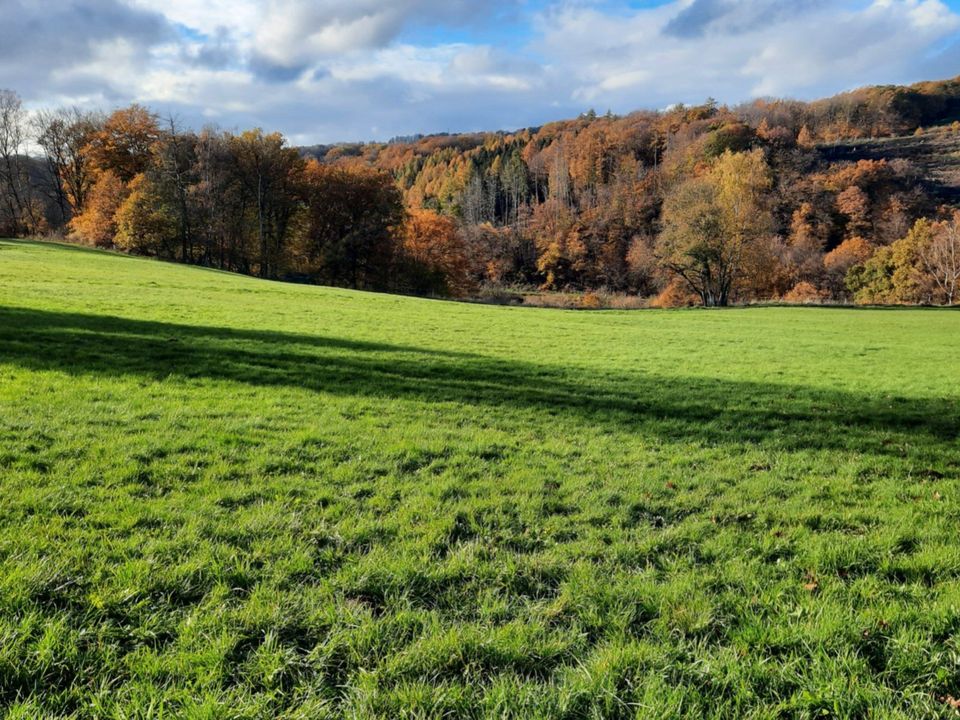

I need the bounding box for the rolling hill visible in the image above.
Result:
[1,240,959,718]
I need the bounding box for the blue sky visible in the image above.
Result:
[3,0,960,144]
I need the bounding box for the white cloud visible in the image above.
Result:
[2,0,959,143]
[538,0,960,108]
[128,0,259,35]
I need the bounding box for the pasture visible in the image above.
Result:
[1,239,959,718]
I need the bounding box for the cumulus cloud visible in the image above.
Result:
[2,0,959,143]
[0,0,172,103]
[538,0,960,106]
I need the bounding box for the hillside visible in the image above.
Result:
[1,240,960,717]
[2,76,959,309]
[819,124,960,204]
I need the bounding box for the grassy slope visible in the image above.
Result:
[1,239,959,719]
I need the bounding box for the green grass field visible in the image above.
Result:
[1,239,959,718]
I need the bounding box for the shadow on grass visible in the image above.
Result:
[0,306,957,455]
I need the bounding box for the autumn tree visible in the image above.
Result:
[837,185,870,237]
[298,160,404,289]
[69,171,127,247]
[854,215,960,305]
[462,222,532,285]
[114,173,178,256]
[923,211,960,305]
[399,208,470,296]
[626,234,663,296]
[191,128,248,271]
[657,177,724,304]
[740,234,791,300]
[67,106,160,247]
[824,236,873,298]
[657,149,773,306]
[153,117,199,262]
[846,247,896,305]
[529,198,584,289]
[786,202,827,286]
[796,125,816,148]
[228,129,304,279]
[84,105,161,182]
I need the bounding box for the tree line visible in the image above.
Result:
[0,92,461,296]
[3,76,960,305]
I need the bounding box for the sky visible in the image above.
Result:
[2,0,960,144]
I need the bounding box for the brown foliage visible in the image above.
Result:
[114,173,177,255]
[824,236,875,298]
[796,125,816,148]
[783,281,828,304]
[400,209,471,297]
[10,75,960,305]
[85,105,160,182]
[825,236,874,272]
[651,278,700,308]
[657,149,773,306]
[836,186,871,236]
[847,214,960,305]
[298,160,404,289]
[787,202,827,285]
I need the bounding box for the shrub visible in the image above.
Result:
[783,281,828,304]
[651,279,700,308]
[579,292,604,309]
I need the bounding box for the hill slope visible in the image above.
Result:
[1,240,960,718]
[819,124,960,204]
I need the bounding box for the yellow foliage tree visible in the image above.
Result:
[847,215,960,305]
[114,174,178,256]
[656,149,773,306]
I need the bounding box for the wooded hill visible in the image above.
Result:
[3,76,960,305]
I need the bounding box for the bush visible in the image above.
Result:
[651,279,700,308]
[579,292,604,309]
[783,281,828,304]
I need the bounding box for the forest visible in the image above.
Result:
[2,76,960,306]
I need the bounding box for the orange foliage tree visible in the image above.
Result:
[399,209,470,297]
[69,170,127,247]
[84,105,161,182]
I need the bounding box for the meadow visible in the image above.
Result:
[1,239,959,718]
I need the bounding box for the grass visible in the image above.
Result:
[1,238,959,718]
